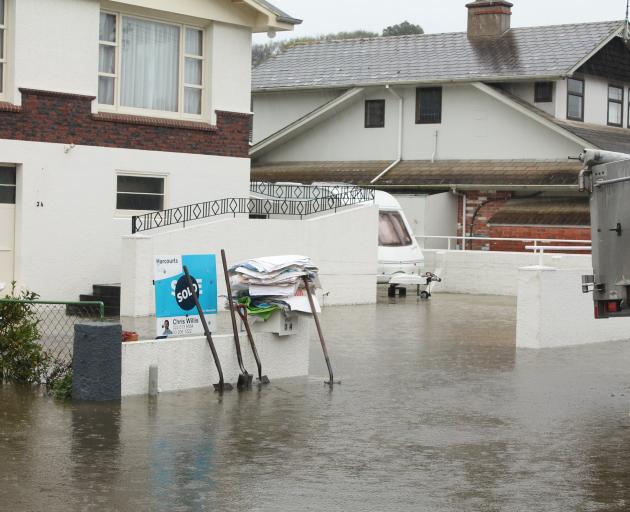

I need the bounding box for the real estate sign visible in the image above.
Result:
[154,254,217,338]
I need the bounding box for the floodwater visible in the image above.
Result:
[3,292,630,511]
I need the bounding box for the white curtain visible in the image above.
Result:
[121,17,180,112]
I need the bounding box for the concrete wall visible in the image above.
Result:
[395,192,458,250]
[516,267,630,349]
[423,249,592,296]
[4,138,249,301]
[121,324,310,396]
[257,83,584,163]
[121,204,379,316]
[253,89,344,142]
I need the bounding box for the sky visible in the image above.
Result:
[253,0,628,43]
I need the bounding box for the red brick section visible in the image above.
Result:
[488,225,591,252]
[0,88,251,157]
[457,191,512,250]
[456,191,591,252]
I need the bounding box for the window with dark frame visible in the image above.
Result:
[535,82,553,103]
[0,166,16,204]
[416,87,442,124]
[608,85,623,127]
[364,100,385,128]
[567,78,584,121]
[116,175,165,211]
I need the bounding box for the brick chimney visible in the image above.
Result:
[466,0,513,38]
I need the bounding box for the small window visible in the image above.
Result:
[116,175,164,211]
[0,166,16,204]
[416,87,442,124]
[365,100,385,128]
[608,85,623,127]
[0,0,6,96]
[567,78,584,121]
[378,211,412,247]
[535,82,553,103]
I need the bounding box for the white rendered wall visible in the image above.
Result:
[11,0,99,102]
[394,192,458,250]
[3,139,249,301]
[555,75,630,125]
[252,89,345,143]
[9,0,254,119]
[422,249,593,297]
[120,204,379,316]
[258,84,583,162]
[516,267,630,349]
[121,325,310,396]
[504,82,556,117]
[210,22,253,114]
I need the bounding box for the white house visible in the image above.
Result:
[0,0,299,310]
[251,0,630,251]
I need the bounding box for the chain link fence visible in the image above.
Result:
[0,300,105,363]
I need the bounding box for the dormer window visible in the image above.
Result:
[608,85,623,127]
[98,11,205,118]
[566,78,584,122]
[0,0,6,96]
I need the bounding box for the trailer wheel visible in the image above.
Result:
[420,291,430,300]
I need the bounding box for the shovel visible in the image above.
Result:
[301,276,340,387]
[221,249,253,390]
[236,304,270,385]
[183,265,233,392]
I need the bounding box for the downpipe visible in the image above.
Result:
[371,85,403,184]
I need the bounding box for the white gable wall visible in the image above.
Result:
[257,84,584,163]
[253,89,345,142]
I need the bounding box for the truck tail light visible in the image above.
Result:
[607,301,621,313]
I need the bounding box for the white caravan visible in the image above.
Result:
[375,191,425,284]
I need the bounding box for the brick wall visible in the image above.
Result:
[0,89,251,157]
[456,191,590,252]
[488,225,591,252]
[457,191,512,250]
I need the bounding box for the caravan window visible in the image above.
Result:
[379,211,412,247]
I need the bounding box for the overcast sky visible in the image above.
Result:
[254,0,628,43]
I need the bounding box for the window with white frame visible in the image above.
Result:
[99,11,204,116]
[116,175,165,211]
[0,0,6,96]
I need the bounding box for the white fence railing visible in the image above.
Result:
[417,235,592,252]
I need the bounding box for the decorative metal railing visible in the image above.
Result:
[250,181,373,202]
[131,183,375,234]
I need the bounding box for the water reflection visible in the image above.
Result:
[2,294,630,511]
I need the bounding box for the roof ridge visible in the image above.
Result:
[268,19,623,49]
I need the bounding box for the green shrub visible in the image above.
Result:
[0,284,50,384]
[46,361,73,400]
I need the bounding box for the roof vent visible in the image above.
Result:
[466,0,513,38]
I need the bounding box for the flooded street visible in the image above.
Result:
[2,292,630,511]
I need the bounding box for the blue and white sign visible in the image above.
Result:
[154,254,218,338]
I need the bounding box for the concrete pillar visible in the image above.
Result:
[516,266,630,349]
[73,322,122,401]
[120,235,154,317]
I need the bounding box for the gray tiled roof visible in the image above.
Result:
[253,21,622,91]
